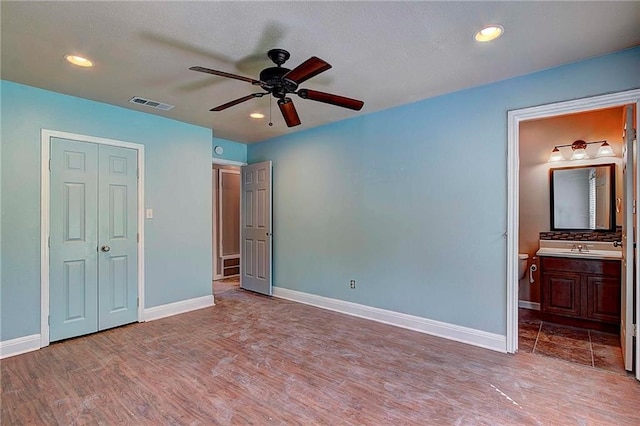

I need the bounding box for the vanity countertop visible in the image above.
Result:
[536,240,622,260]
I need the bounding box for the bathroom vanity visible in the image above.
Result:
[537,241,621,333]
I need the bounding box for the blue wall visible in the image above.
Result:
[213,137,247,163]
[248,47,640,336]
[1,81,213,341]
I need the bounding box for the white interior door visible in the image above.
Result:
[97,144,139,330]
[240,161,273,295]
[50,138,99,341]
[49,137,138,342]
[621,104,635,371]
[631,104,640,382]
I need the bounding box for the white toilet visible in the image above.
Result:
[518,254,529,280]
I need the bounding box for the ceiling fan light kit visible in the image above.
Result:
[190,48,364,127]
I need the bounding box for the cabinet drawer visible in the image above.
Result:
[540,256,620,276]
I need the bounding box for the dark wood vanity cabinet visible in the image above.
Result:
[540,256,620,332]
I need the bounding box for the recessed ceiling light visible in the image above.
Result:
[65,54,94,67]
[474,25,504,42]
[250,113,265,119]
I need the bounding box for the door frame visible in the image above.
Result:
[212,158,246,280]
[40,129,145,348]
[506,90,640,367]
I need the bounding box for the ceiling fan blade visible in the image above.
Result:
[297,89,364,111]
[283,57,331,85]
[211,93,265,111]
[189,66,262,85]
[278,97,301,127]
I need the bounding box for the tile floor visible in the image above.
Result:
[518,308,627,375]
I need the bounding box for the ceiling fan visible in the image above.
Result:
[189,48,364,127]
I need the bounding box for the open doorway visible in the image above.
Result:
[212,162,242,294]
[507,89,640,381]
[518,108,625,375]
[211,159,274,297]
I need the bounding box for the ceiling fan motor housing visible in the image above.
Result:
[259,66,298,98]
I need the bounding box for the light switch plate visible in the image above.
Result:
[146,209,153,219]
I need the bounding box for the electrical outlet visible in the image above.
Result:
[350,280,356,289]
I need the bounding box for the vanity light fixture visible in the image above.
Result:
[570,140,588,160]
[548,139,615,162]
[474,25,504,42]
[65,54,94,68]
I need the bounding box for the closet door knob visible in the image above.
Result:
[101,245,111,252]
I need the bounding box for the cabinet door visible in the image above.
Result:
[585,275,621,323]
[542,272,581,317]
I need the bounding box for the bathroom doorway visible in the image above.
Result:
[506,89,640,381]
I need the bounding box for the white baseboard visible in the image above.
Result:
[273,287,506,353]
[518,300,541,310]
[0,296,215,359]
[0,334,41,359]
[144,295,215,322]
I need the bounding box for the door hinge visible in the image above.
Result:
[633,324,637,337]
[137,168,140,178]
[633,200,637,215]
[630,128,637,141]
[48,236,50,248]
[48,315,50,326]
[137,298,140,308]
[137,233,140,243]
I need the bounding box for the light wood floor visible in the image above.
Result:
[2,281,639,425]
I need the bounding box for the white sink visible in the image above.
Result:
[536,240,622,260]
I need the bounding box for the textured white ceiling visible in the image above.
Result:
[2,1,639,143]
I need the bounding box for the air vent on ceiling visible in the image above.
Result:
[129,96,174,111]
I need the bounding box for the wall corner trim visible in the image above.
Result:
[272,287,507,353]
[143,295,215,322]
[0,334,41,359]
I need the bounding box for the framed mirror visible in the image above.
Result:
[550,163,615,231]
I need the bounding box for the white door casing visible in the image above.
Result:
[41,129,145,348]
[506,89,640,379]
[240,161,273,296]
